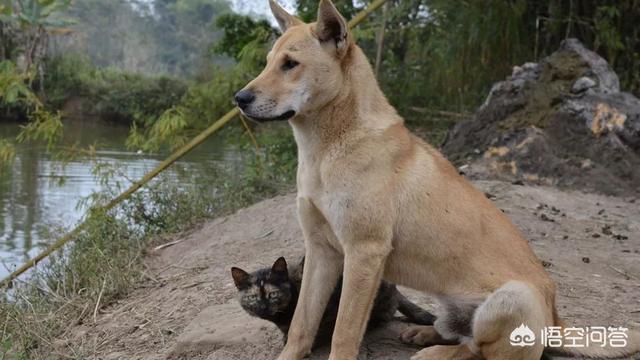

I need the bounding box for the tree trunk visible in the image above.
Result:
[374,2,389,78]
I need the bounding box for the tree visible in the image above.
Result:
[213,13,276,61]
[0,0,72,88]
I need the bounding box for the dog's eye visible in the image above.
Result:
[281,59,299,71]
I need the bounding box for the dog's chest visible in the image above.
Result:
[297,166,351,237]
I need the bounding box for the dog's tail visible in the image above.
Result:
[396,292,437,325]
[544,317,640,359]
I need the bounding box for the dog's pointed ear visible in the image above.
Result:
[269,0,302,32]
[271,257,289,279]
[231,267,250,289]
[315,0,349,56]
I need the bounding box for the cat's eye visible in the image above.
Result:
[281,58,299,71]
[267,292,279,299]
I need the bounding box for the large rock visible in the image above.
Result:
[442,39,640,196]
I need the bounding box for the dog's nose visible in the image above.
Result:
[234,90,255,109]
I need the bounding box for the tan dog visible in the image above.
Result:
[235,1,640,359]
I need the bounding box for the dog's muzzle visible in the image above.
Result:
[234,89,296,122]
[245,110,296,122]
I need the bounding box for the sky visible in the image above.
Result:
[135,0,297,24]
[231,0,297,21]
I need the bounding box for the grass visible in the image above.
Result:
[0,124,297,359]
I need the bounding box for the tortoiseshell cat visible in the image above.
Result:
[231,257,436,344]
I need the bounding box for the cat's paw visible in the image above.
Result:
[400,325,440,346]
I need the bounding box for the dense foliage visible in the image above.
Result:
[44,55,188,125]
[3,0,639,160]
[130,0,640,149]
[352,0,640,115]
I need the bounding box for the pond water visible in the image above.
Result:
[0,118,240,279]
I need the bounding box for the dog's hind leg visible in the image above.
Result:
[470,280,547,360]
[409,281,547,360]
[278,198,343,360]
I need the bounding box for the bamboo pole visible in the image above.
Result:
[347,0,389,28]
[1,0,391,287]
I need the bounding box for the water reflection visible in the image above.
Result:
[0,118,239,278]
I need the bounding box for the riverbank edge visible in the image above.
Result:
[0,122,299,359]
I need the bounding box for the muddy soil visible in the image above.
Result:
[60,180,640,360]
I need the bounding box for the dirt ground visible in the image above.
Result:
[62,180,640,360]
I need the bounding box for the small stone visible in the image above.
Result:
[512,65,523,76]
[540,214,555,222]
[592,233,601,238]
[572,76,597,93]
[582,257,591,263]
[580,159,593,169]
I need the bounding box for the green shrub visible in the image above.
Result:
[44,55,189,125]
[0,60,63,167]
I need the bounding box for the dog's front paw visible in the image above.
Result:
[275,352,298,360]
[276,346,309,360]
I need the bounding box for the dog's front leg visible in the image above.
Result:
[329,235,392,360]
[277,198,343,360]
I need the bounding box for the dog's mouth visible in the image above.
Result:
[243,110,296,122]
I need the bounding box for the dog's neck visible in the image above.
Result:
[289,44,402,161]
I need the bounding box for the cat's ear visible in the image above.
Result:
[231,267,250,289]
[269,0,302,32]
[271,257,289,279]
